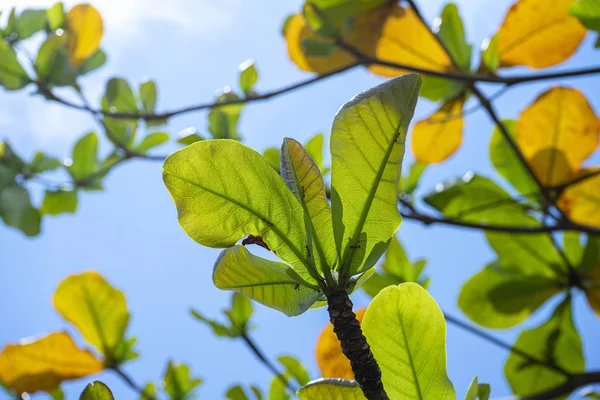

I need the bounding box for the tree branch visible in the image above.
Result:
[514,371,600,400]
[111,366,156,400]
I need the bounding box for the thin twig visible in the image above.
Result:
[444,314,570,377]
[111,366,157,400]
[240,333,297,393]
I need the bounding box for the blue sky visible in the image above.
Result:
[1,0,599,398]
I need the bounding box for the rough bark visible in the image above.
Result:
[326,290,389,400]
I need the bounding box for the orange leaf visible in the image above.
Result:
[558,168,600,228]
[517,87,600,171]
[284,5,454,77]
[369,6,454,77]
[66,4,104,67]
[316,308,366,380]
[411,96,464,163]
[496,0,587,69]
[0,332,103,394]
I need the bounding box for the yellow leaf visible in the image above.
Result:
[66,4,103,67]
[497,0,587,69]
[316,308,366,379]
[517,87,600,171]
[53,271,129,357]
[529,148,574,186]
[411,96,464,163]
[558,168,600,228]
[0,332,103,394]
[368,6,454,77]
[284,5,453,77]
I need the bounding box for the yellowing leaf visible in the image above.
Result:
[517,87,600,172]
[496,0,587,69]
[369,6,455,77]
[316,308,366,380]
[529,148,574,186]
[66,4,103,67]
[53,271,130,357]
[284,5,453,78]
[0,332,103,394]
[559,169,600,228]
[411,96,464,163]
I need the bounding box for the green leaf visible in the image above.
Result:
[190,309,237,337]
[269,373,291,400]
[27,152,62,174]
[582,390,600,399]
[227,386,250,400]
[463,377,490,400]
[177,128,204,146]
[305,0,388,22]
[163,140,316,283]
[163,362,202,400]
[301,39,336,57]
[208,91,243,140]
[489,120,537,196]
[481,35,499,73]
[48,387,65,400]
[15,9,47,40]
[79,381,115,400]
[79,50,107,76]
[140,383,157,400]
[239,59,258,93]
[47,3,66,30]
[304,133,325,171]
[563,232,584,267]
[68,132,98,181]
[226,292,253,332]
[424,173,529,225]
[105,78,138,113]
[0,141,26,171]
[505,300,584,397]
[35,35,78,86]
[419,75,465,102]
[399,160,427,195]
[436,3,472,70]
[281,138,336,274]
[139,80,157,114]
[362,283,455,400]
[263,147,281,172]
[332,74,421,276]
[580,235,600,274]
[0,40,30,90]
[278,356,310,386]
[297,378,366,400]
[137,132,169,153]
[41,189,78,216]
[0,186,41,236]
[250,385,263,400]
[570,0,600,31]
[112,336,139,364]
[458,262,561,329]
[213,246,322,316]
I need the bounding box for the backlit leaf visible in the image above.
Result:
[331,74,420,276]
[362,283,455,400]
[227,386,250,400]
[316,309,366,380]
[80,381,115,400]
[53,272,130,358]
[496,0,587,68]
[47,3,66,31]
[66,4,104,67]
[239,59,259,93]
[278,356,310,386]
[139,80,157,114]
[41,189,78,216]
[411,95,464,163]
[297,378,366,400]
[570,0,600,31]
[517,87,599,172]
[558,169,600,228]
[436,3,472,70]
[489,120,537,196]
[13,9,47,41]
[281,138,336,273]
[0,186,41,237]
[399,160,427,195]
[459,262,561,328]
[68,132,98,181]
[0,41,30,90]
[0,332,103,394]
[505,300,584,396]
[163,362,202,400]
[28,152,62,174]
[137,132,169,153]
[35,35,79,86]
[163,140,315,283]
[213,246,322,316]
